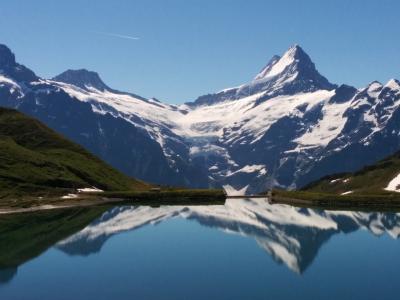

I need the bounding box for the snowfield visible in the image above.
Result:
[50,79,338,154]
[385,173,400,192]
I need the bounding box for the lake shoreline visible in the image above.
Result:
[4,188,400,215]
[0,189,227,215]
[271,192,400,211]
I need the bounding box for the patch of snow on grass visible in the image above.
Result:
[341,191,353,195]
[384,173,400,192]
[61,194,78,199]
[78,187,104,193]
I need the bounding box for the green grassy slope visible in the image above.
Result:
[302,151,400,196]
[0,107,149,198]
[270,151,400,207]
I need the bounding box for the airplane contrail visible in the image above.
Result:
[92,31,140,41]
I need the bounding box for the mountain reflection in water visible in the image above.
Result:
[55,198,400,274]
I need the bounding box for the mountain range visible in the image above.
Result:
[0,43,399,193]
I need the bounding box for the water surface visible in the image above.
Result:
[1,199,400,300]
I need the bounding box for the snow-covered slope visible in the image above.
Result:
[56,199,400,273]
[1,43,400,192]
[41,78,187,163]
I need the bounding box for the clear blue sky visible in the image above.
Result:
[0,0,399,103]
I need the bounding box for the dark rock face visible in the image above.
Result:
[329,84,358,104]
[0,44,16,67]
[52,69,111,91]
[0,44,37,82]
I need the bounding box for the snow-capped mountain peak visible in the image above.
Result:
[367,80,383,91]
[253,44,303,81]
[385,78,400,91]
[191,44,336,107]
[258,44,335,89]
[253,55,282,80]
[52,69,111,92]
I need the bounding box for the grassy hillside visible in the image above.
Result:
[0,107,149,199]
[302,150,400,196]
[270,151,400,208]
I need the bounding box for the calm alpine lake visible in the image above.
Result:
[1,198,400,300]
